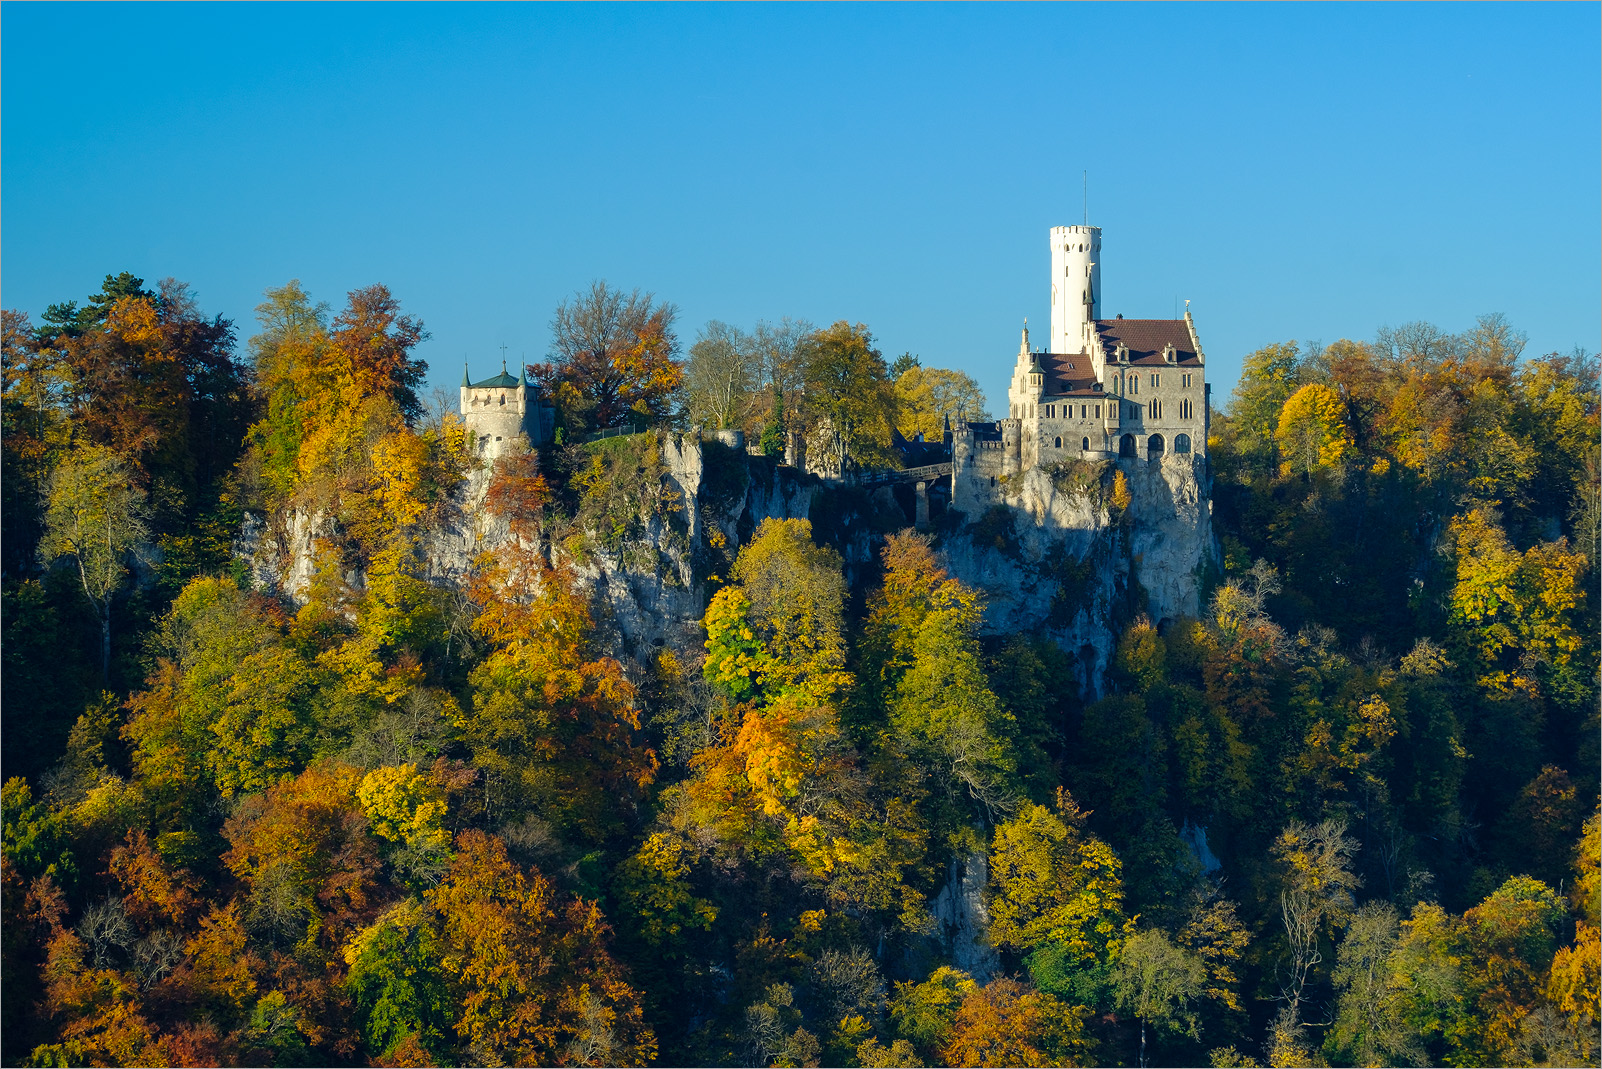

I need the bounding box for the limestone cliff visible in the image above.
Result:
[234,433,820,667]
[234,439,1214,696]
[940,453,1217,696]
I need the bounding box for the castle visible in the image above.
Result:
[953,225,1211,512]
[459,361,555,459]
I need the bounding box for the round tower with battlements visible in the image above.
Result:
[1050,225,1101,356]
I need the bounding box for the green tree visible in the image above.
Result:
[801,321,898,474]
[344,898,454,1063]
[1327,902,1421,1068]
[889,966,977,1061]
[38,445,151,682]
[1224,341,1303,472]
[1111,928,1206,1068]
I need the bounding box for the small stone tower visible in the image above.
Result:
[1050,225,1101,356]
[460,361,548,459]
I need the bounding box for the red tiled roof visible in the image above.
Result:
[1094,319,1199,366]
[1038,354,1102,395]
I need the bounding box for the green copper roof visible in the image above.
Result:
[470,371,521,389]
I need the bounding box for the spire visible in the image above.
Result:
[518,361,527,387]
[462,362,470,387]
[1019,318,1031,360]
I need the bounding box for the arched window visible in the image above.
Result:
[1175,433,1192,454]
[1119,434,1136,458]
[1147,434,1165,460]
[1081,436,1090,451]
[1054,436,1063,448]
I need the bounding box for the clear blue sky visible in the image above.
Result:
[4,3,1597,412]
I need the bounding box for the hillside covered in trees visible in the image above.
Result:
[1,274,1597,1068]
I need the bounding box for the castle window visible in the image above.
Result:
[1130,377,1139,395]
[1080,405,1087,419]
[1182,372,1193,387]
[1095,404,1102,418]
[1180,398,1194,419]
[1149,400,1163,419]
[1054,436,1062,448]
[1150,373,1159,387]
[1175,433,1192,453]
[1081,436,1090,450]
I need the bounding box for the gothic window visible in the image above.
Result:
[1175,433,1192,453]
[1081,436,1090,451]
[1054,437,1063,448]
[1179,398,1194,419]
[1147,434,1165,459]
[1149,400,1163,419]
[1131,377,1139,395]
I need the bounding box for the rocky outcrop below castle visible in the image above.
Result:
[234,433,822,665]
[234,438,1215,693]
[940,453,1217,697]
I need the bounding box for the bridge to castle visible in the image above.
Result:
[859,461,952,488]
[859,461,952,529]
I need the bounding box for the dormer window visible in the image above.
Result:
[1162,343,1177,364]
[1116,343,1129,363]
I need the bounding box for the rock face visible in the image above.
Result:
[235,433,821,666]
[234,437,1213,697]
[930,850,1000,982]
[940,453,1216,697]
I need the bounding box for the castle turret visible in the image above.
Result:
[461,359,549,459]
[1050,225,1100,356]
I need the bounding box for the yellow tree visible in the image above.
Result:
[895,366,990,442]
[1275,383,1354,478]
[707,518,852,703]
[1447,507,1588,694]
[938,977,1092,1068]
[988,791,1129,965]
[427,830,656,1066]
[467,552,656,840]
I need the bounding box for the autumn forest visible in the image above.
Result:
[1,273,1597,1068]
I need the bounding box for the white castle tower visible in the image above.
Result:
[1050,225,1101,356]
[459,360,555,459]
[955,223,1210,512]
